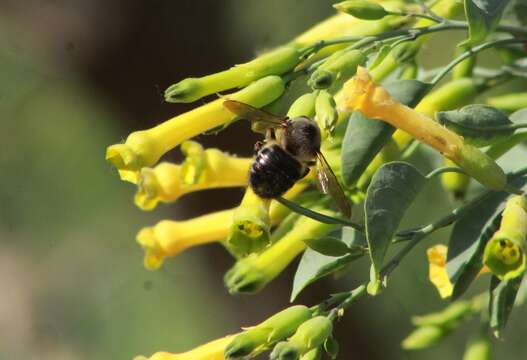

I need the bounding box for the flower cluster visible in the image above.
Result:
[105,0,527,358]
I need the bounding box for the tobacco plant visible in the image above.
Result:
[106,1,527,359]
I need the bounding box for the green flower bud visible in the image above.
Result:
[452,47,476,80]
[225,306,312,359]
[288,92,318,118]
[411,301,475,327]
[315,90,338,136]
[441,159,470,200]
[484,196,527,280]
[401,325,449,350]
[225,188,271,258]
[271,316,332,360]
[300,348,323,360]
[224,328,269,359]
[165,46,301,103]
[308,49,366,90]
[463,332,492,360]
[398,61,418,80]
[288,316,333,351]
[487,93,527,112]
[270,341,302,360]
[333,1,389,20]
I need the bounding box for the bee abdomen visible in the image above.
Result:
[250,145,304,199]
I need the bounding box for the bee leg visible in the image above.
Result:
[265,128,276,141]
[254,141,264,154]
[300,166,310,179]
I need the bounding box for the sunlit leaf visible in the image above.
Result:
[462,0,511,46]
[436,105,514,147]
[304,236,351,257]
[365,162,425,276]
[291,228,365,301]
[489,275,523,338]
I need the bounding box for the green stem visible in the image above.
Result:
[431,38,527,86]
[426,166,467,179]
[276,197,364,231]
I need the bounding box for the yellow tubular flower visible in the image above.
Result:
[135,334,237,360]
[225,211,337,294]
[106,75,284,183]
[136,183,308,270]
[226,187,272,258]
[341,67,506,190]
[353,77,484,190]
[484,196,527,280]
[137,209,234,270]
[427,245,454,299]
[427,245,489,299]
[135,141,251,210]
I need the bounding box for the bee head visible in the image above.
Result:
[283,117,321,162]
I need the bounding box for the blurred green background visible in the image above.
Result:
[1,1,526,359]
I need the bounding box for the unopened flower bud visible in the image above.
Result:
[165,46,301,103]
[315,90,338,136]
[333,1,389,20]
[308,49,366,90]
[225,305,312,359]
[288,92,317,118]
[441,159,470,200]
[402,325,449,350]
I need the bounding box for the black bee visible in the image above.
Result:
[223,100,352,218]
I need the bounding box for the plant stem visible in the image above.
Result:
[431,38,527,86]
[426,166,467,179]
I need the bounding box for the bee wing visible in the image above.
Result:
[316,151,352,218]
[223,100,286,133]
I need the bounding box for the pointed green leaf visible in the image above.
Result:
[462,0,511,46]
[489,275,523,338]
[436,105,514,147]
[365,162,425,275]
[447,176,527,299]
[304,236,351,257]
[341,80,432,186]
[291,229,364,301]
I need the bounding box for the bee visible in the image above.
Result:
[223,100,352,218]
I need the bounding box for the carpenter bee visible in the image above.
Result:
[223,100,352,218]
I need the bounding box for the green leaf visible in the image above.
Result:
[365,162,425,276]
[489,275,523,338]
[304,236,351,257]
[341,80,432,186]
[436,105,514,147]
[324,336,339,359]
[447,176,527,299]
[291,229,364,301]
[462,0,511,46]
[510,108,527,123]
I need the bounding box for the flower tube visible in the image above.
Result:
[224,211,337,294]
[484,195,527,280]
[106,75,285,183]
[341,67,506,190]
[136,209,234,270]
[135,334,237,360]
[134,141,251,210]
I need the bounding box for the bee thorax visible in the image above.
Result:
[283,117,321,162]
